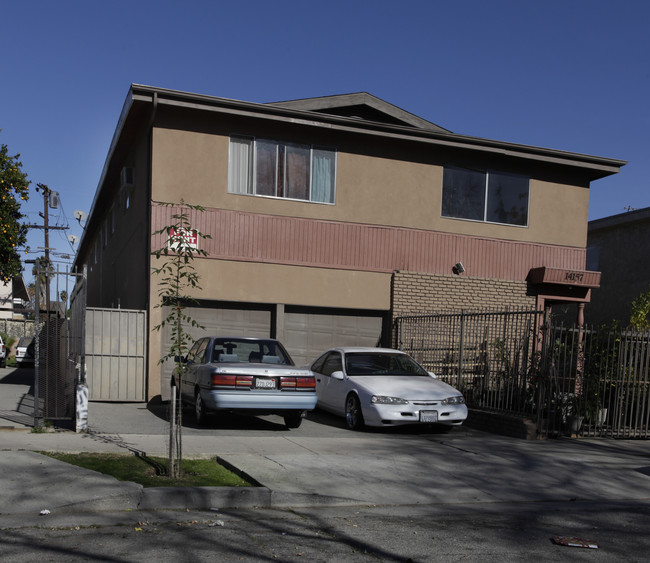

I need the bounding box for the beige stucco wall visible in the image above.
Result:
[151,128,590,250]
[148,259,390,312]
[199,260,390,309]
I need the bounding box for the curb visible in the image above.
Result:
[46,487,362,514]
[138,486,272,510]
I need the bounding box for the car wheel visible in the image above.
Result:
[345,394,364,430]
[284,413,303,429]
[195,390,207,425]
[0,358,5,368]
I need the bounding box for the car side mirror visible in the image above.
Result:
[331,371,344,380]
[428,371,438,379]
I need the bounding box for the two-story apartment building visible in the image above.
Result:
[73,85,625,401]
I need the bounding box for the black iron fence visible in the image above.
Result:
[395,310,650,438]
[539,324,650,438]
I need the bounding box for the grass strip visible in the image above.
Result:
[43,452,253,488]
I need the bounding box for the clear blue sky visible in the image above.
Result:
[2,0,648,278]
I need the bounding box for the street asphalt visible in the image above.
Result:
[2,365,650,528]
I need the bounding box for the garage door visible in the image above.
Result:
[161,304,272,398]
[284,307,385,367]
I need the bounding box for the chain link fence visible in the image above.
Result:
[33,262,86,424]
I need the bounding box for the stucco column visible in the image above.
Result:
[275,304,285,341]
[576,302,585,327]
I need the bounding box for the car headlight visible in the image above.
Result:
[371,395,409,405]
[441,396,465,405]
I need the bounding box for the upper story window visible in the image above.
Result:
[228,136,336,204]
[442,166,529,226]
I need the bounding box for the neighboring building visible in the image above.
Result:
[73,85,625,401]
[586,207,650,327]
[0,277,29,320]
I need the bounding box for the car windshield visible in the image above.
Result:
[212,338,293,365]
[344,352,429,376]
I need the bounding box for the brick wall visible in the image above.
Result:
[466,409,539,440]
[391,271,536,318]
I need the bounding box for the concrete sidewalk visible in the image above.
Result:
[2,366,650,524]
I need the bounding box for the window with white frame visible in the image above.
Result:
[228,136,336,203]
[442,166,529,226]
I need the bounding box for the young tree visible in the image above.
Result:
[151,201,211,478]
[630,287,650,331]
[0,139,30,284]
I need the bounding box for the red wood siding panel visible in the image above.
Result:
[151,205,586,281]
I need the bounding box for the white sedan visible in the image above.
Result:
[310,347,468,430]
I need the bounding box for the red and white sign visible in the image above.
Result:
[168,227,199,250]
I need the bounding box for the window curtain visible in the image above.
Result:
[255,140,278,196]
[312,149,335,203]
[285,144,310,200]
[228,137,253,194]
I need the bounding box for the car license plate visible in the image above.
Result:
[255,378,276,389]
[420,410,438,423]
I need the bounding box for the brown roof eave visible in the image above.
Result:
[128,85,625,178]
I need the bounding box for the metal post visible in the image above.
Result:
[169,376,177,478]
[33,259,41,427]
[457,312,465,389]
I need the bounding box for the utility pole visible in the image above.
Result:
[34,183,53,425]
[38,183,51,316]
[28,185,66,308]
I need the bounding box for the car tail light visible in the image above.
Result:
[211,374,253,388]
[280,376,296,389]
[296,377,316,389]
[280,376,315,390]
[236,375,254,388]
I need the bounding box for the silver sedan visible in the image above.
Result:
[310,347,468,430]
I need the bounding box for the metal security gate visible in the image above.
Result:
[395,310,650,439]
[34,263,86,422]
[396,310,542,414]
[538,324,650,438]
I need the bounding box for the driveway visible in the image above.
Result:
[3,365,650,510]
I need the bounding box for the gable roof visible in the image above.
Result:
[268,92,451,133]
